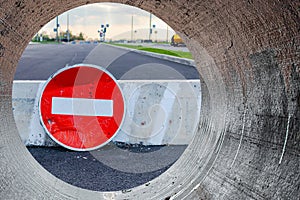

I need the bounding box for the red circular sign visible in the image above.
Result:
[39,64,125,151]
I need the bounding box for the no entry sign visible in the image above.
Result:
[39,64,125,151]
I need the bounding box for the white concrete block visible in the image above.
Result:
[12,80,201,146]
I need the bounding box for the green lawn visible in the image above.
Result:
[31,40,61,44]
[109,43,193,59]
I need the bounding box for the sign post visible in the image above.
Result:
[39,64,125,151]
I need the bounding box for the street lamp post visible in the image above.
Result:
[152,24,156,42]
[98,24,109,42]
[35,33,39,42]
[54,16,60,43]
[166,25,169,43]
[97,30,103,42]
[134,30,137,41]
[131,15,134,42]
[67,13,70,43]
[149,13,152,41]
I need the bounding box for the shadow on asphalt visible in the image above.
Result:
[28,144,187,191]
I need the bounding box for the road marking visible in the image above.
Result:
[51,97,113,117]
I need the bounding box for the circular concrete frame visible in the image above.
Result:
[0,0,299,199]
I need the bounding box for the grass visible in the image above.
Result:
[110,43,142,50]
[31,40,61,44]
[109,43,193,59]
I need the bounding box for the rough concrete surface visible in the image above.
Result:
[0,0,299,200]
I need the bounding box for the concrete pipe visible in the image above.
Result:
[0,0,299,199]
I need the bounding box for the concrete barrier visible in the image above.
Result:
[12,80,201,146]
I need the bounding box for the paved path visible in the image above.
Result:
[15,43,199,80]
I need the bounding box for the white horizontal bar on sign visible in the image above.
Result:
[13,80,200,84]
[51,97,113,117]
[118,79,200,83]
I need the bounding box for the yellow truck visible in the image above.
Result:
[171,34,185,46]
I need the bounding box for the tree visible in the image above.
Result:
[78,32,84,40]
[42,34,51,41]
[58,31,85,41]
[60,30,74,42]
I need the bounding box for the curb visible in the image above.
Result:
[104,43,196,67]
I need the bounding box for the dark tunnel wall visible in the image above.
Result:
[0,0,299,199]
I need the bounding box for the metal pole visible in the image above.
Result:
[166,25,169,43]
[131,15,134,42]
[56,16,59,42]
[149,13,152,41]
[67,13,70,43]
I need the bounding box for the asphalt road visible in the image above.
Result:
[29,144,187,191]
[15,43,199,80]
[15,44,97,80]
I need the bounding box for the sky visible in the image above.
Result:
[38,3,176,41]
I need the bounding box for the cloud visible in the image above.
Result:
[39,2,175,40]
